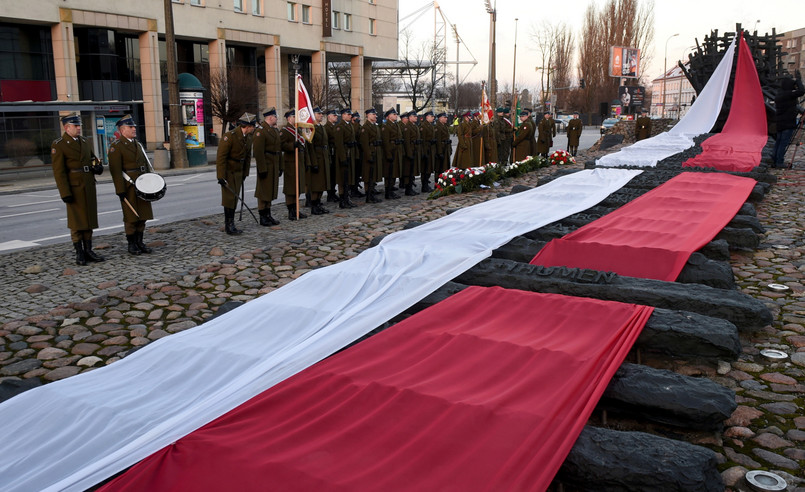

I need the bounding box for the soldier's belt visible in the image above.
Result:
[125,165,148,173]
[69,166,93,173]
[315,145,328,149]
[265,150,281,155]
[345,142,357,148]
[415,139,423,144]
[395,139,404,144]
[442,139,452,144]
[371,141,383,146]
[429,139,437,144]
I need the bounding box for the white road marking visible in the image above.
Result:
[0,208,59,219]
[35,220,159,242]
[7,199,63,208]
[0,240,40,252]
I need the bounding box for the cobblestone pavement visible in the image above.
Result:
[1,143,804,487]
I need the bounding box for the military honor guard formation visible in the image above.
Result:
[51,103,587,265]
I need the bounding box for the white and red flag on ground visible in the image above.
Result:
[295,74,315,142]
[480,85,493,124]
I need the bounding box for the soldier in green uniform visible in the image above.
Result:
[216,112,255,235]
[309,107,332,215]
[359,108,383,203]
[324,109,339,202]
[536,110,556,157]
[350,111,365,199]
[419,111,436,192]
[108,114,154,255]
[402,111,421,195]
[452,111,473,169]
[566,111,583,156]
[280,109,309,220]
[494,107,513,164]
[333,108,358,209]
[512,109,534,162]
[51,113,104,265]
[635,108,652,141]
[434,112,452,175]
[381,108,402,199]
[252,107,282,226]
[481,119,498,165]
[469,111,483,167]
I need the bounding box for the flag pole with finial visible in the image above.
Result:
[292,56,300,220]
[511,17,519,164]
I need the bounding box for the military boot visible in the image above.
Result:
[73,241,87,266]
[287,204,308,220]
[266,207,280,225]
[224,208,243,235]
[326,190,339,202]
[126,235,141,255]
[259,209,272,226]
[135,232,152,254]
[82,239,105,262]
[404,183,417,196]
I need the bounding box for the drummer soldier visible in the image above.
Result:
[216,112,256,235]
[51,112,105,266]
[108,114,154,255]
[252,107,282,226]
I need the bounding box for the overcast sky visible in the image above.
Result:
[399,0,804,91]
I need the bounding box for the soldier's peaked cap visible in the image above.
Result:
[61,113,81,126]
[423,110,434,117]
[365,108,377,115]
[326,109,338,116]
[238,112,257,125]
[495,107,505,113]
[436,112,447,118]
[312,106,323,114]
[262,107,277,117]
[284,109,295,118]
[340,108,352,115]
[116,114,136,127]
[384,108,397,117]
[352,111,360,118]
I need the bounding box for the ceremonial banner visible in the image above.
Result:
[100,287,654,492]
[481,86,493,124]
[295,74,315,142]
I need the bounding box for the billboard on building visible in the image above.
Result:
[610,47,641,78]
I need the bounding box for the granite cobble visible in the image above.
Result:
[2,143,805,481]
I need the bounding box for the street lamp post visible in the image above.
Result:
[485,0,497,108]
[662,33,679,119]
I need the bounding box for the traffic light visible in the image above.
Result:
[579,78,586,89]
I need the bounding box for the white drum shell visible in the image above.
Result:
[134,173,166,202]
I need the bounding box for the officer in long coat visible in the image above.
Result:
[51,113,104,265]
[536,111,556,157]
[481,120,498,165]
[512,109,534,162]
[324,109,339,202]
[280,109,309,220]
[381,108,402,199]
[452,112,473,169]
[350,111,365,198]
[635,109,652,141]
[434,112,452,175]
[469,111,483,167]
[108,114,155,255]
[216,112,255,235]
[252,107,282,226]
[334,108,358,208]
[308,107,332,215]
[402,111,421,195]
[494,107,513,164]
[420,111,436,192]
[566,112,583,156]
[359,108,383,203]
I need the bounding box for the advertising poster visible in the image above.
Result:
[184,125,203,149]
[610,47,641,78]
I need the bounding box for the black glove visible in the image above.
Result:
[294,141,304,149]
[218,178,227,187]
[312,165,320,173]
[62,196,74,204]
[117,192,126,202]
[92,163,103,176]
[258,171,268,179]
[437,154,444,160]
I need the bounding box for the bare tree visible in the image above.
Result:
[397,29,448,113]
[207,66,259,137]
[327,62,352,108]
[530,22,575,112]
[446,81,482,113]
[577,0,655,116]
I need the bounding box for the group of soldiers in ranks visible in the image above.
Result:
[52,112,158,266]
[452,108,585,168]
[216,106,456,235]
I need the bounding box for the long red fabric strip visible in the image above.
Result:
[530,172,756,281]
[102,287,653,492]
[682,34,768,172]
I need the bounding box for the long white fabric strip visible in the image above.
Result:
[597,37,736,168]
[0,168,641,492]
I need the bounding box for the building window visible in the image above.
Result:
[332,11,339,29]
[343,13,351,31]
[287,2,296,21]
[301,5,311,24]
[368,0,375,3]
[234,0,243,12]
[190,0,202,5]
[369,18,376,35]
[252,0,262,15]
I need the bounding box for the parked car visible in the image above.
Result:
[554,114,572,133]
[600,117,619,135]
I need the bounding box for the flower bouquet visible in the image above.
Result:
[548,149,575,166]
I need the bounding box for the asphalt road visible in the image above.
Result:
[0,128,600,254]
